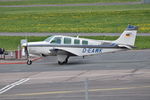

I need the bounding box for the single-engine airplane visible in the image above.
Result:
[22,25,138,65]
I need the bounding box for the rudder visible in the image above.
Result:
[115,25,138,46]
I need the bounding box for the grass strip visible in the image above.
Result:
[0,4,150,33]
[0,0,140,5]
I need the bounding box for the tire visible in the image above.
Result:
[58,61,64,65]
[64,58,68,64]
[27,60,32,65]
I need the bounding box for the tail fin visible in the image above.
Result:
[115,25,138,46]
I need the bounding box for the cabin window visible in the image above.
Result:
[50,37,61,44]
[82,40,88,45]
[64,38,71,44]
[74,39,80,44]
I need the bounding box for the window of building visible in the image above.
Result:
[64,38,71,44]
[74,39,80,44]
[82,40,88,45]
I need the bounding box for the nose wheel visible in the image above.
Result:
[27,60,32,65]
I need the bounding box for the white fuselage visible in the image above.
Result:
[25,35,123,57]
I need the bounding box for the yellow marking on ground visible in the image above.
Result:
[1,85,150,97]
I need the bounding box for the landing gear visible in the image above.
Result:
[27,60,32,65]
[57,56,69,65]
[25,46,32,65]
[58,61,64,65]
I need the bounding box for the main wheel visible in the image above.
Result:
[58,61,64,65]
[64,58,68,64]
[27,60,32,65]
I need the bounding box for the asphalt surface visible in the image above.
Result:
[0,32,150,36]
[0,2,142,7]
[0,49,150,100]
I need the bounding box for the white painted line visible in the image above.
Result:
[0,78,30,94]
[0,85,12,92]
[0,85,15,94]
[11,78,30,86]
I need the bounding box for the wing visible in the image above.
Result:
[50,48,77,56]
[48,43,134,56]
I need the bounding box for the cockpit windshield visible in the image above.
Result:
[44,36,62,44]
[50,37,62,44]
[44,36,54,42]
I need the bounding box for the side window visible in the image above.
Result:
[64,38,71,44]
[50,37,61,44]
[82,40,88,45]
[74,39,80,44]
